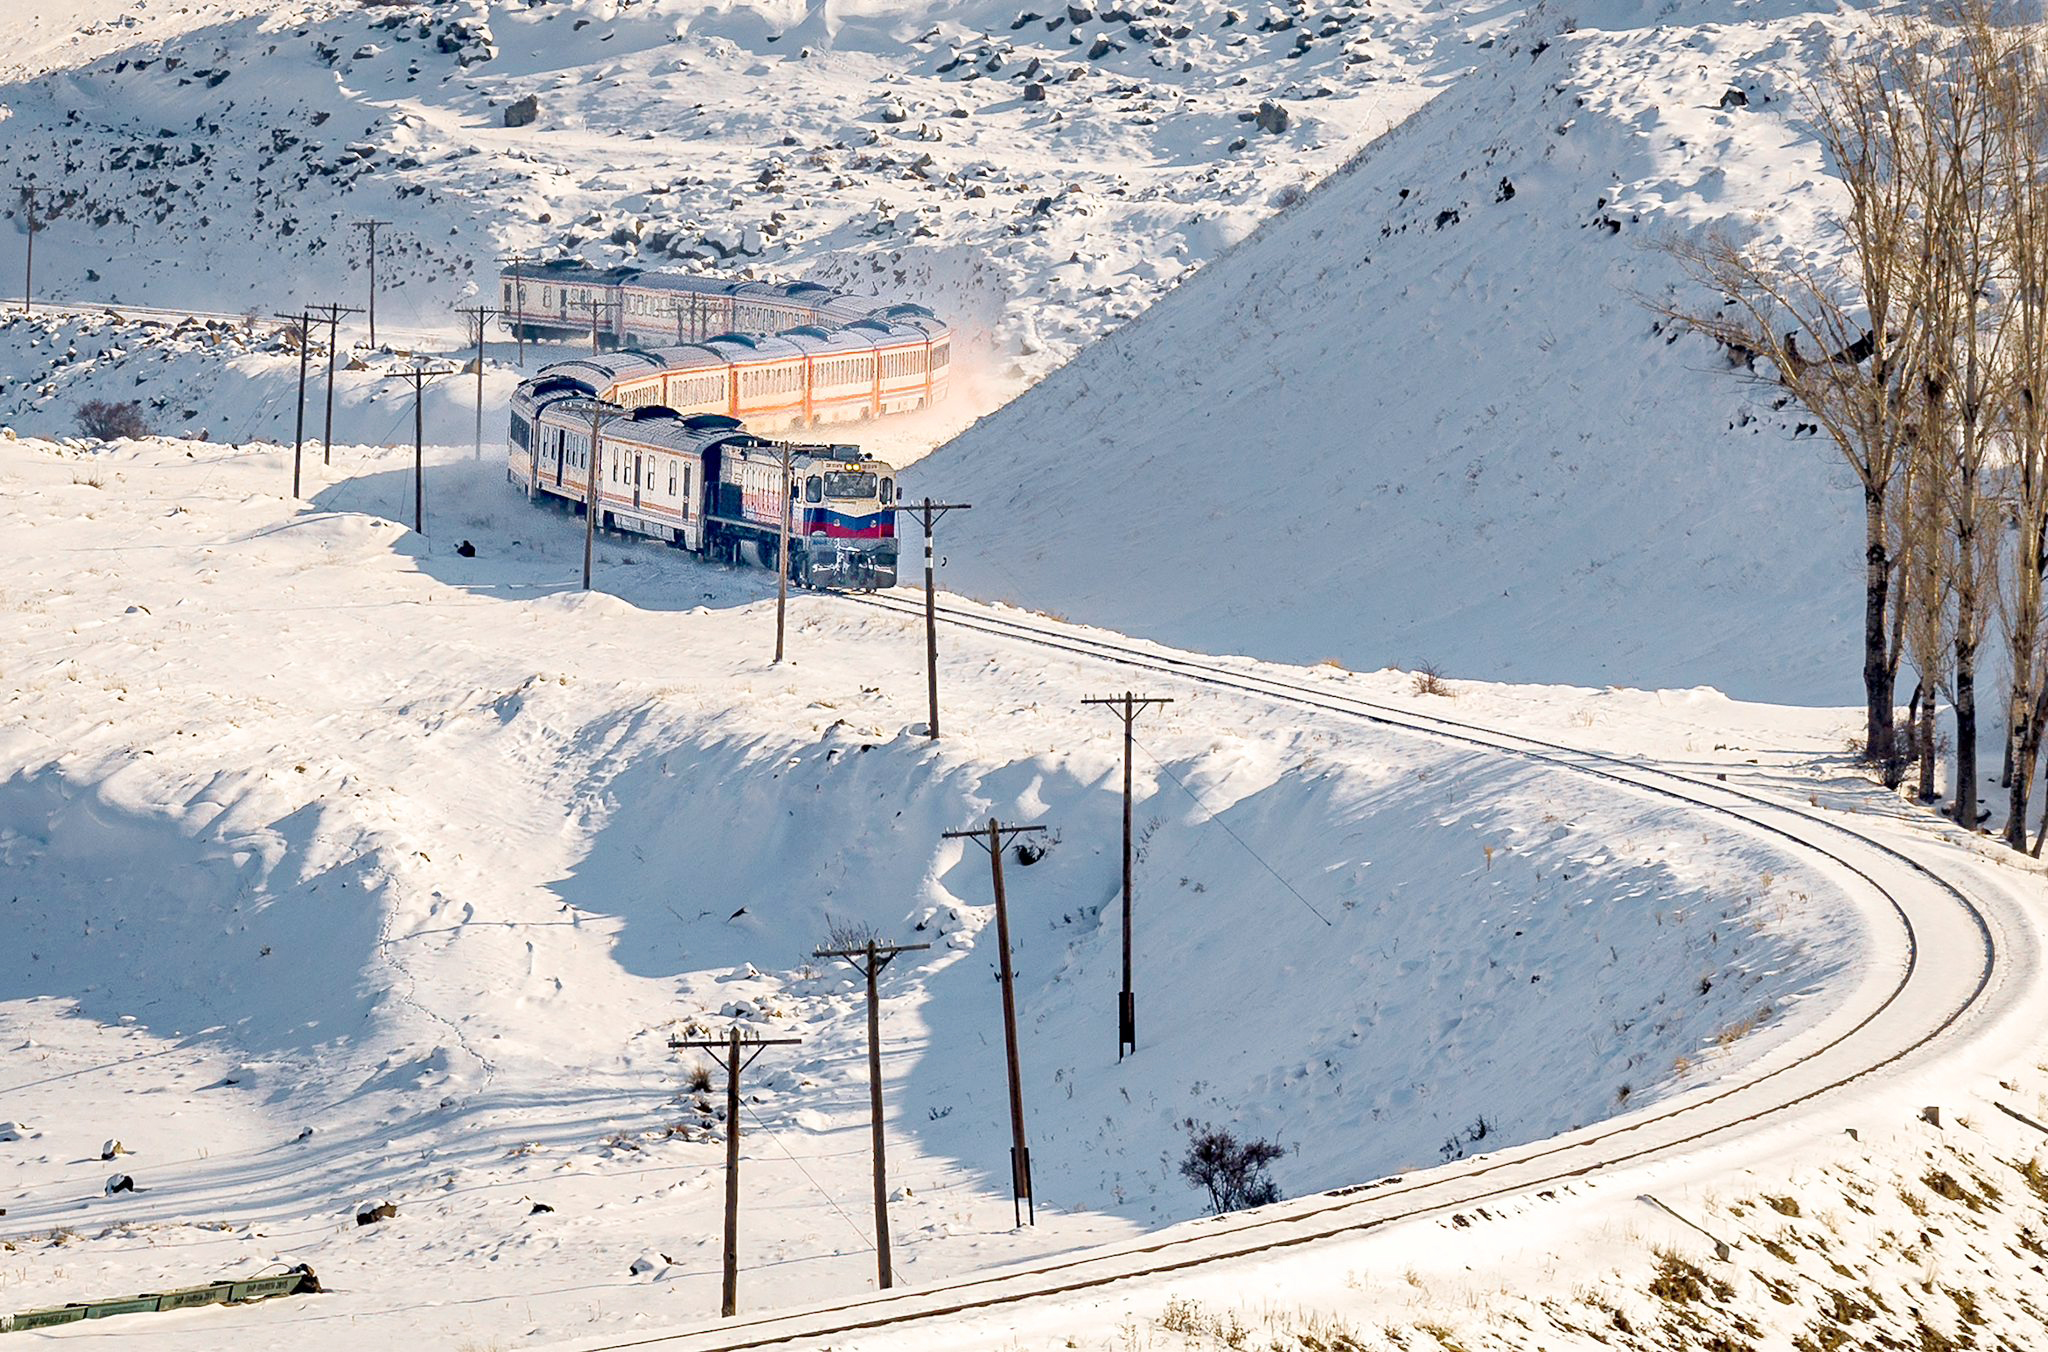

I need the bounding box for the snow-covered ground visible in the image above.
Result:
[0,434,1919,1347]
[5,0,2048,1347]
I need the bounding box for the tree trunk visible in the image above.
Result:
[2012,685,2048,851]
[1953,656,1978,827]
[1864,490,1897,767]
[1919,685,1939,804]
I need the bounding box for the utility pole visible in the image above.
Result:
[383,361,457,535]
[774,442,793,663]
[17,185,55,315]
[580,296,608,354]
[811,937,930,1291]
[1081,693,1174,1060]
[669,1025,801,1318]
[456,304,500,460]
[941,817,1049,1227]
[278,311,312,498]
[892,500,971,739]
[582,398,624,591]
[355,218,391,347]
[303,302,361,464]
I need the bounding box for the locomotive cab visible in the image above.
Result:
[793,448,898,590]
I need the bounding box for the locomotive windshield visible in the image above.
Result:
[823,471,878,499]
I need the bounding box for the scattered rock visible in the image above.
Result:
[1024,82,1047,101]
[101,1139,126,1161]
[529,1201,555,1214]
[356,1200,398,1226]
[879,100,910,124]
[105,1173,135,1195]
[504,95,540,128]
[1719,87,1748,109]
[0,1121,31,1142]
[1254,100,1290,134]
[456,539,477,558]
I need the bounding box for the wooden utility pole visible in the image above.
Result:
[891,499,971,739]
[774,442,794,663]
[279,311,311,498]
[455,304,500,460]
[1082,693,1174,1060]
[582,399,624,590]
[811,937,930,1290]
[355,218,391,346]
[384,362,457,535]
[668,1026,802,1318]
[941,818,1049,1226]
[580,296,608,354]
[17,185,55,315]
[498,252,529,367]
[303,302,361,464]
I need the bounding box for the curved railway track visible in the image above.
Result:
[550,589,2033,1352]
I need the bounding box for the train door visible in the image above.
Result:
[632,452,643,511]
[554,427,566,487]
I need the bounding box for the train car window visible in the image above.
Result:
[824,471,877,499]
[880,477,894,504]
[805,477,823,503]
[669,464,678,495]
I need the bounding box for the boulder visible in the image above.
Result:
[504,95,540,129]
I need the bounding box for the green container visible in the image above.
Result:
[85,1297,161,1319]
[155,1284,235,1312]
[227,1274,303,1303]
[8,1305,89,1330]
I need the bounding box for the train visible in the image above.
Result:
[498,261,950,429]
[509,374,899,589]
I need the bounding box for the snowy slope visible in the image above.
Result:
[916,1,1872,703]
[0,435,1869,1347]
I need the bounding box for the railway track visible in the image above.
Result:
[549,586,2034,1352]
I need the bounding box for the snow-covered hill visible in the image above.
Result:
[917,0,1870,704]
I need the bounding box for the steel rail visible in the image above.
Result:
[551,589,2005,1352]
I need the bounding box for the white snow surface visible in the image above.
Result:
[0,434,1872,1346]
[919,0,1878,703]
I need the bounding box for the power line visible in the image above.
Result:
[1130,733,1335,928]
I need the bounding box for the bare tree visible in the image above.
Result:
[1987,27,2048,849]
[1662,31,1933,771]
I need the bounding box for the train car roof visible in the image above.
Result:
[696,332,805,362]
[776,325,878,356]
[536,352,670,385]
[502,260,644,285]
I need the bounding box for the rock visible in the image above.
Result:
[1254,100,1290,133]
[101,1139,126,1161]
[1719,87,1748,109]
[628,1253,662,1275]
[455,540,477,558]
[1067,2,1094,21]
[1024,81,1046,101]
[529,1201,554,1214]
[0,1121,30,1142]
[504,94,540,128]
[356,1200,398,1226]
[1088,35,1120,58]
[105,1173,135,1195]
[879,101,910,124]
